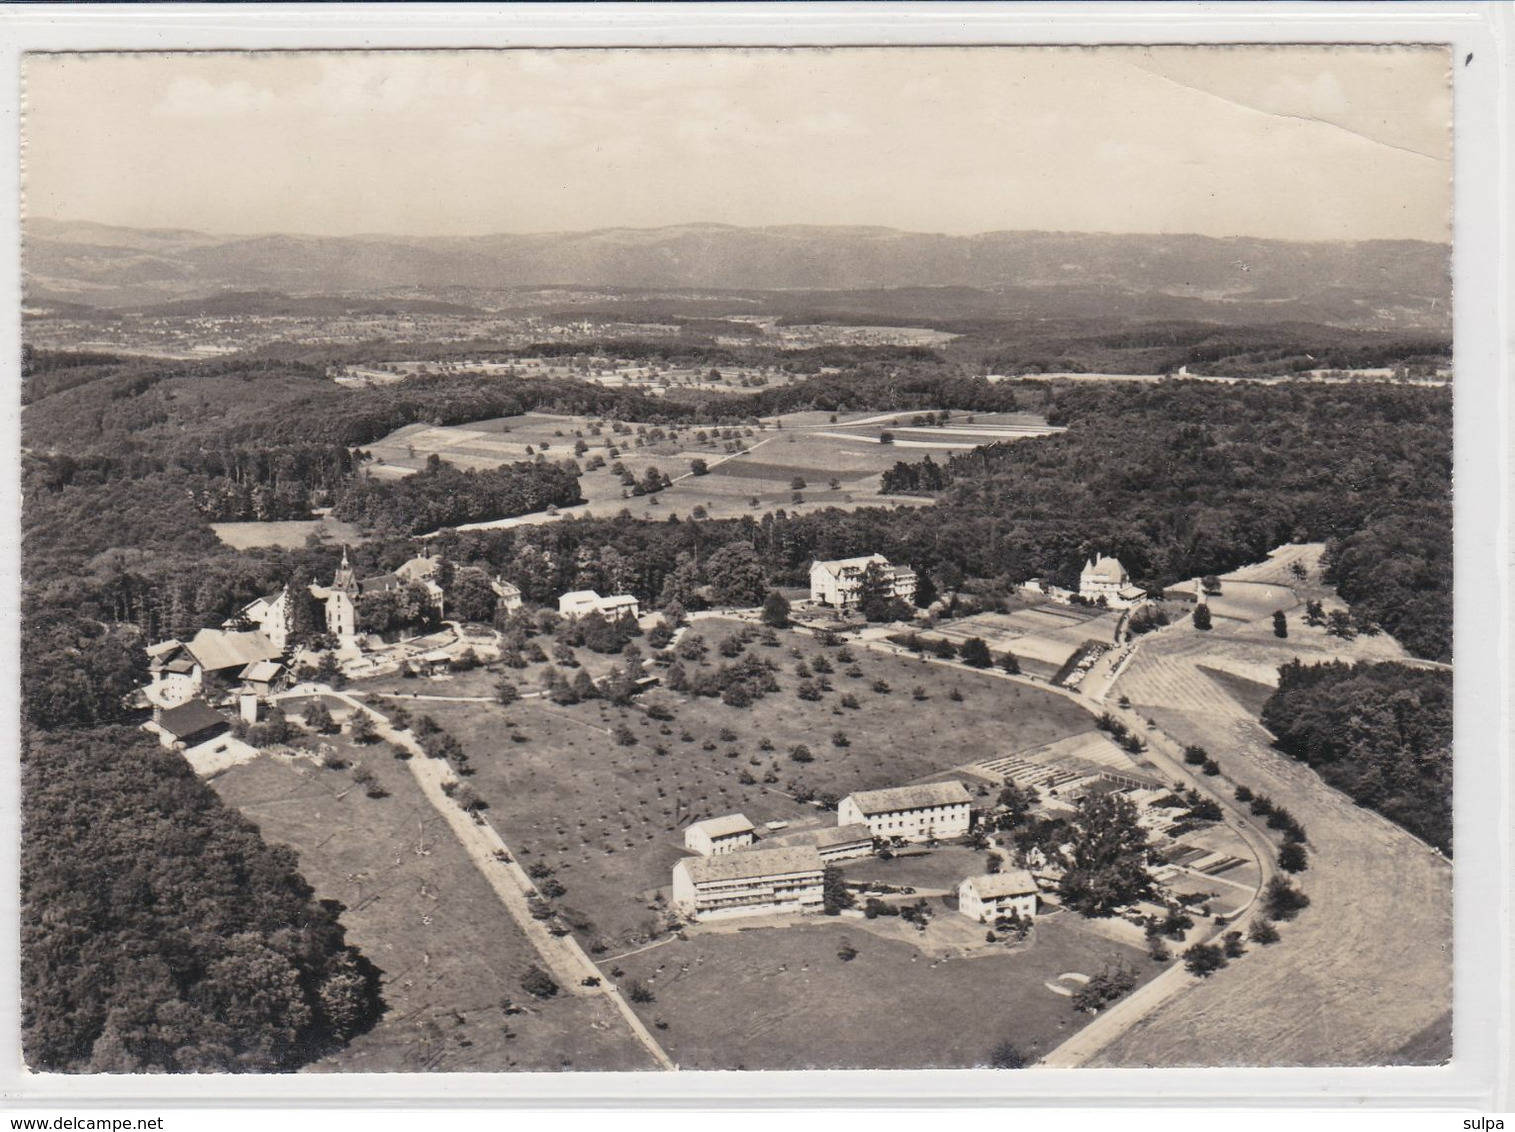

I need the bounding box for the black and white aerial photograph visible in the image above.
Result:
[18,43,1456,1077]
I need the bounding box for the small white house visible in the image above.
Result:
[558,589,641,621]
[672,845,826,921]
[808,554,917,611]
[491,577,524,613]
[683,813,756,856]
[837,781,973,843]
[958,869,1040,923]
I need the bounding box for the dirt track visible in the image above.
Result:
[1089,615,1452,1067]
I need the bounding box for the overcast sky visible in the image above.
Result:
[23,46,1451,242]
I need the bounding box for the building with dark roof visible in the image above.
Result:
[153,699,230,750]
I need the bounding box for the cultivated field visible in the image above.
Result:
[352,617,1095,949]
[613,912,1156,1070]
[1089,552,1451,1067]
[208,735,655,1072]
[355,408,1061,531]
[211,517,365,550]
[934,603,1125,678]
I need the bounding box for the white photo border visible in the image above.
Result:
[0,1,1506,1111]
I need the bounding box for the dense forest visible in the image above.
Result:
[23,727,383,1071]
[332,454,583,535]
[1260,661,1452,854]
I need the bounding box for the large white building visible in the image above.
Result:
[672,845,826,921]
[958,869,1040,923]
[683,813,756,856]
[1078,554,1146,607]
[558,589,640,620]
[837,781,973,843]
[808,554,917,611]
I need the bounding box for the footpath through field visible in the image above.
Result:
[274,685,677,1071]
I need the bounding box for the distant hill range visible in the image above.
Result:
[23,218,1451,332]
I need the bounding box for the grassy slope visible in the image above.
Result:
[209,736,654,1073]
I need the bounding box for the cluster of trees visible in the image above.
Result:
[334,455,583,535]
[1260,660,1452,853]
[1056,793,1156,917]
[22,728,382,1071]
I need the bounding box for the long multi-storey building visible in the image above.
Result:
[671,845,825,920]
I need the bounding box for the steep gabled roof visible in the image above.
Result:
[239,660,285,682]
[1081,555,1127,581]
[963,868,1039,899]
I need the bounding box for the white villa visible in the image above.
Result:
[836,781,973,843]
[958,869,1040,923]
[1078,554,1146,607]
[683,814,756,856]
[491,577,524,613]
[558,589,640,620]
[672,845,826,921]
[808,554,917,611]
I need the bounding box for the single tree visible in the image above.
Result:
[761,590,791,628]
[1058,793,1155,916]
[1278,842,1309,873]
[1183,942,1228,977]
[348,709,378,744]
[959,637,993,668]
[822,865,854,915]
[1272,609,1288,638]
[1192,604,1213,631]
[988,1042,1027,1069]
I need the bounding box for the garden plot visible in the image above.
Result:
[936,606,1123,673]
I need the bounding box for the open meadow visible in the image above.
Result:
[352,617,1095,949]
[612,912,1157,1070]
[208,732,655,1073]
